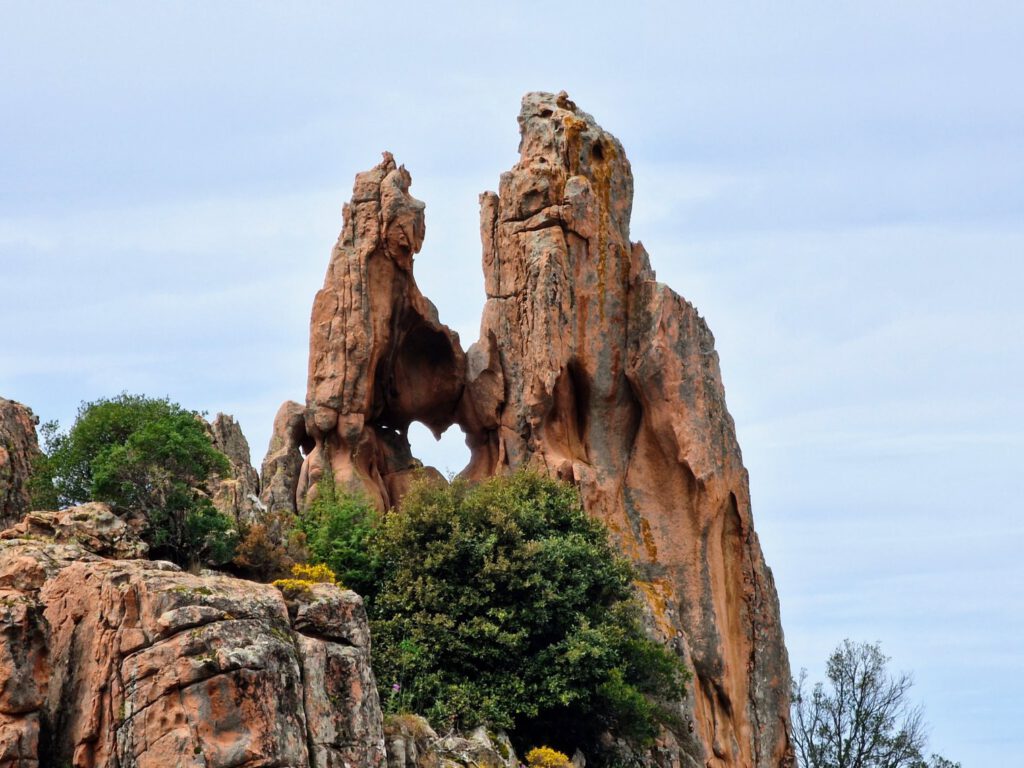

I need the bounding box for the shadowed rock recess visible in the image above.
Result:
[275,92,793,767]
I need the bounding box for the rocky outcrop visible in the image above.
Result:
[300,151,466,511]
[464,92,792,768]
[0,504,148,560]
[206,413,262,525]
[0,504,385,767]
[259,401,311,515]
[384,716,519,768]
[0,398,41,530]
[291,93,792,767]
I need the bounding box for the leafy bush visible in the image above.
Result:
[272,562,339,600]
[527,746,572,768]
[369,471,689,754]
[31,394,236,568]
[299,472,379,597]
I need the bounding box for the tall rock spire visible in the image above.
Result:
[286,92,793,767]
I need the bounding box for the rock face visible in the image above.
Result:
[206,413,262,525]
[302,152,466,510]
[0,398,41,530]
[291,92,792,767]
[259,401,311,515]
[384,716,520,768]
[0,503,385,768]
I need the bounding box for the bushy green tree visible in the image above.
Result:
[32,394,236,568]
[369,471,688,755]
[300,471,379,596]
[792,640,959,768]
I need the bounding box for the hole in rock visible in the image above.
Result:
[406,421,470,478]
[591,141,604,161]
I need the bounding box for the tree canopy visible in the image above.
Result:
[792,640,959,768]
[32,393,236,568]
[362,471,688,757]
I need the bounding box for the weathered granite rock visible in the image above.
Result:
[0,398,41,530]
[206,413,262,525]
[0,503,147,560]
[301,152,466,510]
[463,92,791,768]
[384,716,519,768]
[294,92,792,767]
[259,400,311,515]
[0,504,385,768]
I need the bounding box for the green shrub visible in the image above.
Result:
[299,472,379,598]
[369,471,689,754]
[32,393,236,568]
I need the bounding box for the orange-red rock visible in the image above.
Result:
[0,398,41,530]
[0,504,385,768]
[206,413,262,525]
[291,92,792,767]
[301,153,466,510]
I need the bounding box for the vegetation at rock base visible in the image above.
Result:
[29,393,237,569]
[792,639,959,768]
[298,471,379,597]
[363,471,689,758]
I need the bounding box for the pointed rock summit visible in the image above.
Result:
[267,91,793,767]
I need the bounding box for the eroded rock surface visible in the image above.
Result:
[292,93,792,767]
[0,504,385,768]
[206,413,262,525]
[465,92,793,768]
[301,152,466,510]
[260,400,310,515]
[0,398,41,530]
[384,716,519,768]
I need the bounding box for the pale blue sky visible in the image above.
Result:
[2,3,1022,763]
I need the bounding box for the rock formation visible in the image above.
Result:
[259,401,311,515]
[206,413,262,525]
[299,152,464,510]
[0,502,385,767]
[0,398,41,530]
[385,716,521,768]
[282,92,793,767]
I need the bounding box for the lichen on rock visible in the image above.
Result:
[0,501,385,767]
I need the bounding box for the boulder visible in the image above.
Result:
[384,716,519,768]
[259,400,310,515]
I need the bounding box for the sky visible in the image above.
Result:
[2,2,1022,763]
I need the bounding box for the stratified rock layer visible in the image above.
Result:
[294,92,792,767]
[0,398,41,530]
[0,504,385,768]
